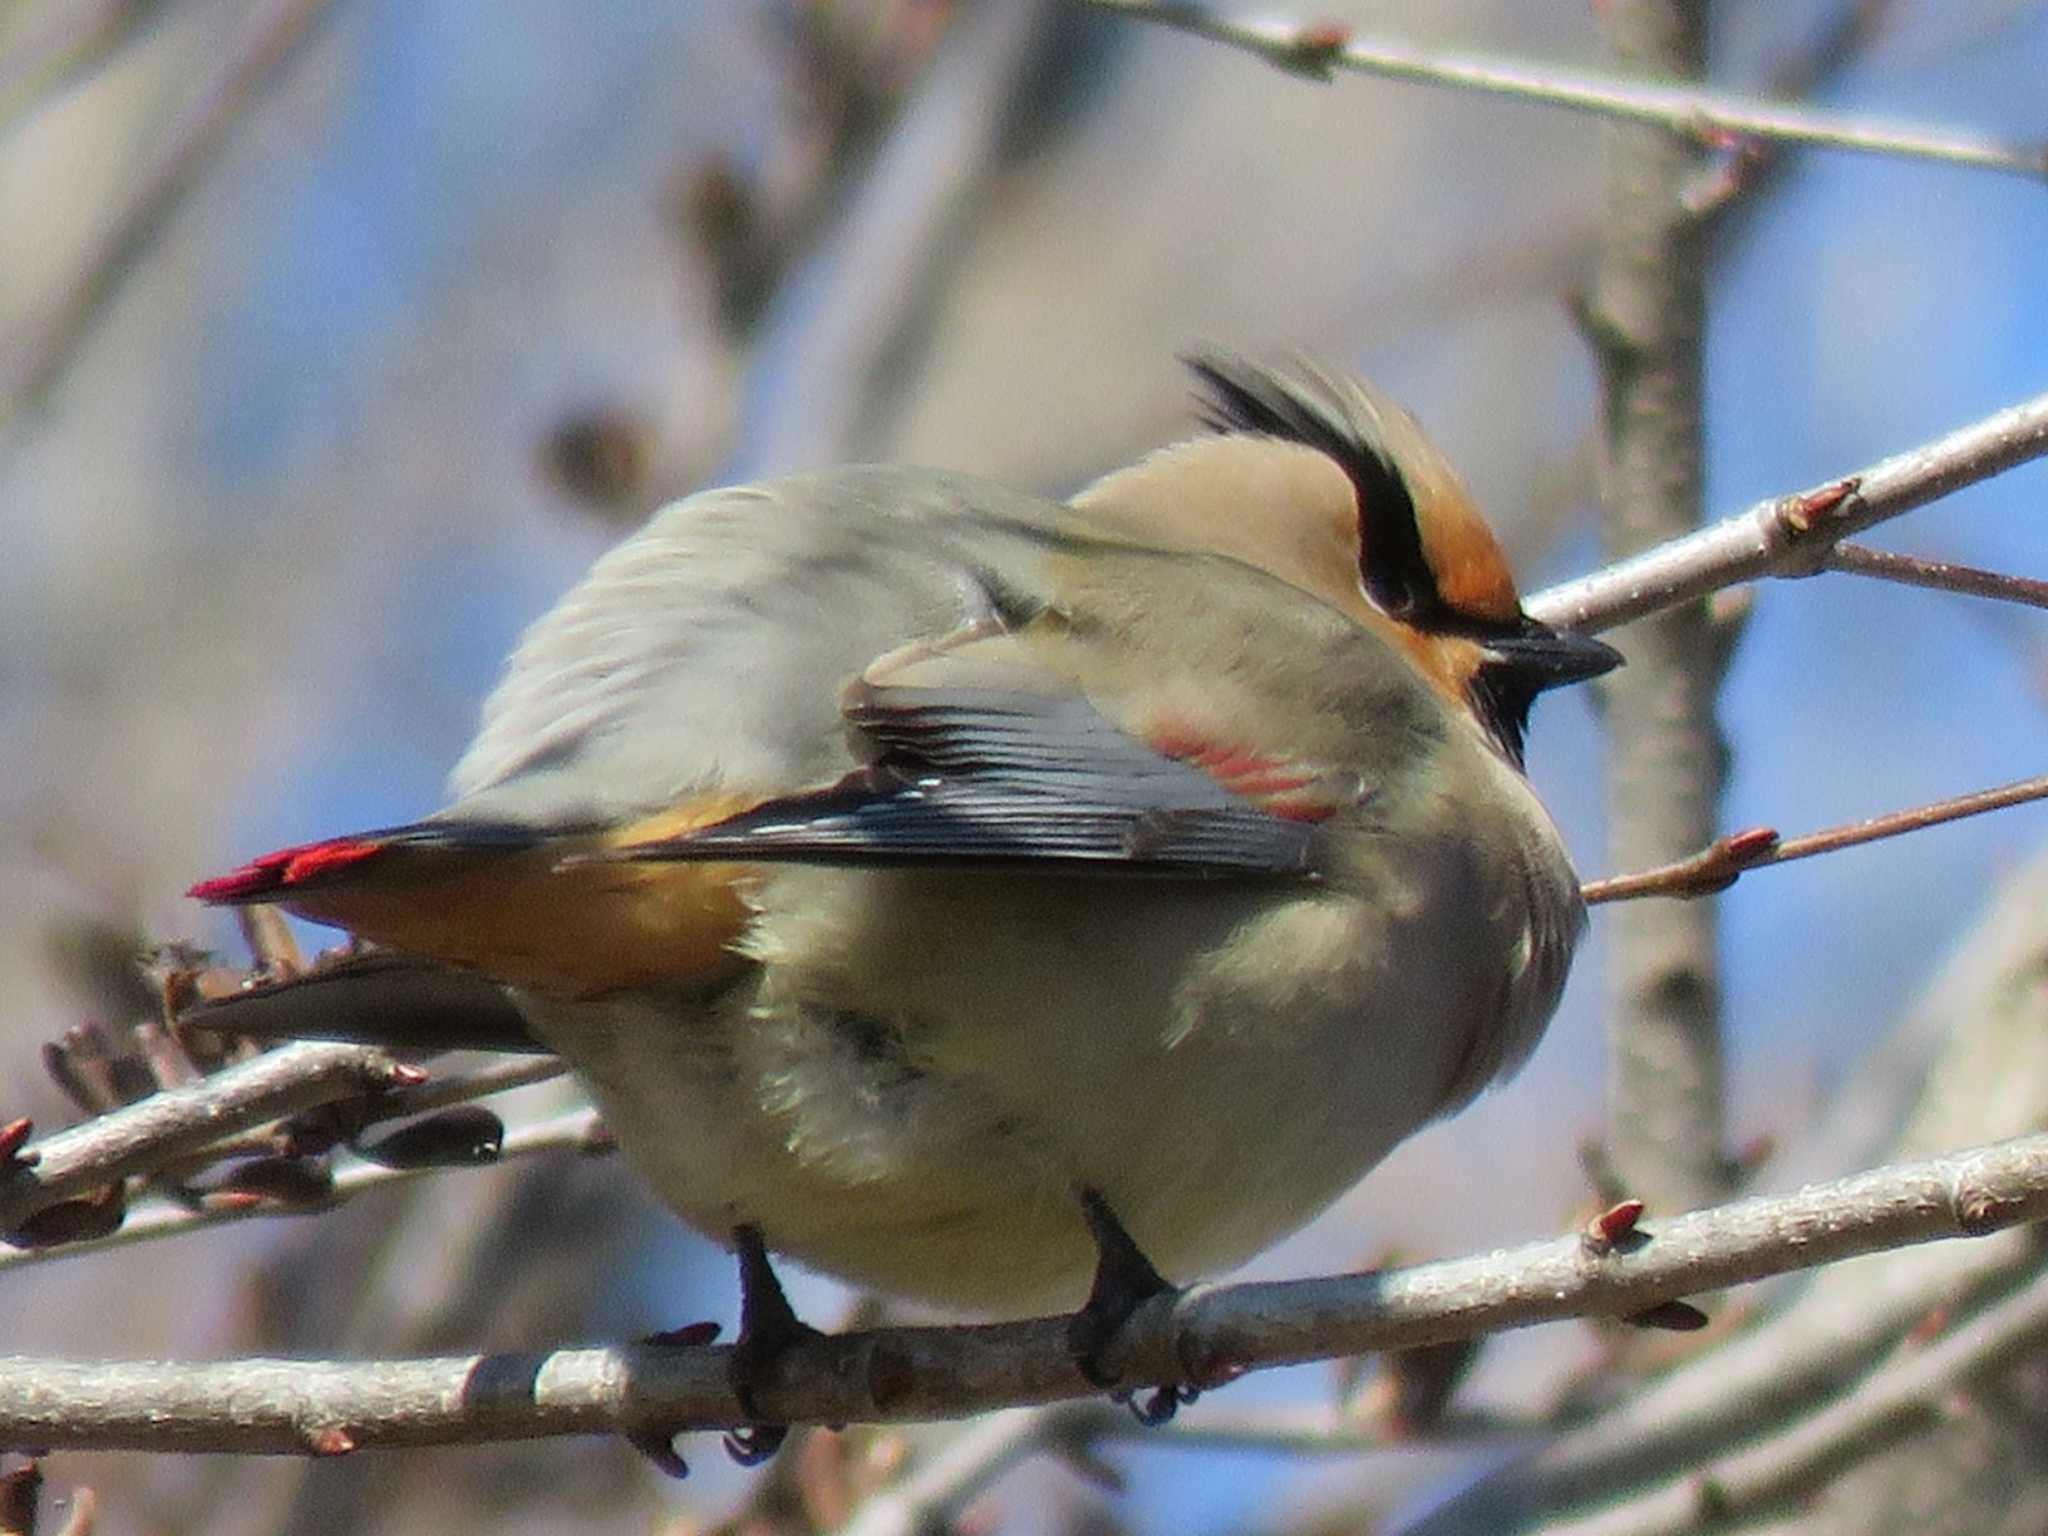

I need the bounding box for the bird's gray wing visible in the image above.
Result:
[606,637,1343,879]
[446,468,1081,830]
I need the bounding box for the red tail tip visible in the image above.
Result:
[188,837,384,904]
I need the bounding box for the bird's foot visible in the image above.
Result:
[627,1321,723,1478]
[1068,1187,1192,1423]
[725,1224,825,1465]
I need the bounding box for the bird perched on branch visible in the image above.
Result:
[190,354,1617,1424]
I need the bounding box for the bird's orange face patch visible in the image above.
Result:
[1413,496,1521,627]
[1382,628,1494,722]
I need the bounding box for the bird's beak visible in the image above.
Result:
[1485,624,1624,693]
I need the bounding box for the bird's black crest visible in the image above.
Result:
[1183,353,1445,626]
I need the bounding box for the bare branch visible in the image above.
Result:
[0,1108,606,1274]
[1680,0,1897,224]
[1526,390,2048,634]
[1583,828,1780,905]
[1583,772,2048,904]
[1826,541,2048,611]
[1587,0,1726,1218]
[1081,0,2048,182]
[5,1133,2048,1453]
[0,1043,415,1233]
[368,1055,567,1120]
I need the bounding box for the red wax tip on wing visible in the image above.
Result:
[1261,795,1338,823]
[186,837,385,903]
[1147,730,1337,821]
[1220,767,1320,797]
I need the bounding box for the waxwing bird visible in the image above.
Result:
[190,354,1619,1417]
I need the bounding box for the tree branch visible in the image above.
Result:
[1588,0,1726,1217]
[1582,772,2048,904]
[1825,540,2048,611]
[1080,0,2048,182]
[6,1133,2048,1454]
[1525,389,2048,634]
[1679,0,1897,225]
[0,1108,605,1275]
[0,1043,415,1233]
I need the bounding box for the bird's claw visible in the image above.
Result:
[722,1424,789,1466]
[1117,1383,1199,1426]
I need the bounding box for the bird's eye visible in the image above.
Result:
[1356,514,1441,626]
[1362,573,1417,620]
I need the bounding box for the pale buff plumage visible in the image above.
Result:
[193,356,1616,1316]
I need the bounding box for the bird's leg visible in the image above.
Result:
[723,1223,825,1465]
[1068,1187,1196,1425]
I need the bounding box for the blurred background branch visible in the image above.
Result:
[0,0,337,427]
[1084,0,2048,180]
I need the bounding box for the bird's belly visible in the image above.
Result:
[522,866,1492,1315]
[519,984,1102,1313]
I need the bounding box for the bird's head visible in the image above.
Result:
[1072,354,1621,766]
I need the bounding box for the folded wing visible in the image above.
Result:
[610,633,1356,878]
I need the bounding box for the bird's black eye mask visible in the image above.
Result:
[1186,354,1622,768]
[1185,352,1452,630]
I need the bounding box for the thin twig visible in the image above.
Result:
[0,1043,414,1232]
[1764,776,2048,868]
[5,1132,2048,1452]
[1082,0,2048,182]
[106,1053,568,1191]
[1526,390,2048,634]
[1681,0,1896,223]
[0,1109,607,1274]
[371,1055,568,1120]
[1583,772,2048,904]
[1827,541,2048,611]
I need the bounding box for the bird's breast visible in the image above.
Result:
[731,842,1545,1258]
